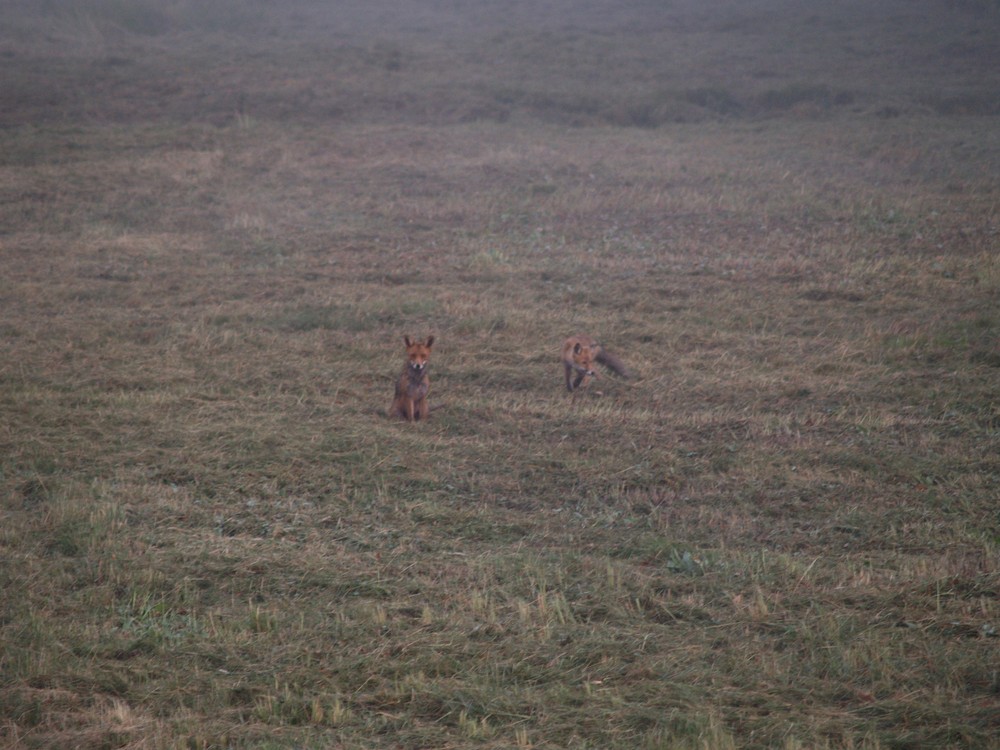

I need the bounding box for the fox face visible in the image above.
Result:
[563,335,600,393]
[570,340,596,374]
[404,335,434,372]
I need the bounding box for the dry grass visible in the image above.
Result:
[1,1,999,748]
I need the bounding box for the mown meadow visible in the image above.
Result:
[1,1,998,748]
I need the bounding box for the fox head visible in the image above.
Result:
[403,335,434,372]
[572,340,597,375]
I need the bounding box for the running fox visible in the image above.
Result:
[562,334,631,394]
[390,335,434,421]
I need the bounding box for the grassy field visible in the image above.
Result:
[2,1,999,748]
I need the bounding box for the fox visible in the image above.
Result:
[390,335,434,421]
[562,334,631,394]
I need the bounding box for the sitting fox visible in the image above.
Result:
[390,335,434,421]
[562,334,631,394]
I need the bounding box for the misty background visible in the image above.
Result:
[3,0,998,130]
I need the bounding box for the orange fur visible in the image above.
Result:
[562,334,631,394]
[390,335,434,421]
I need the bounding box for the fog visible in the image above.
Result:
[2,0,998,128]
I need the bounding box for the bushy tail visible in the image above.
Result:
[596,348,632,379]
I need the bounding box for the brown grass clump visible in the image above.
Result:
[1,1,998,748]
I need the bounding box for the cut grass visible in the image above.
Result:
[1,1,999,749]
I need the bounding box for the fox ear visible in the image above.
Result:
[425,336,434,348]
[404,335,413,347]
[574,342,582,354]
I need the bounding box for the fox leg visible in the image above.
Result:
[566,363,595,392]
[573,367,596,391]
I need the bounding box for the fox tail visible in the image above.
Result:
[596,348,632,379]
